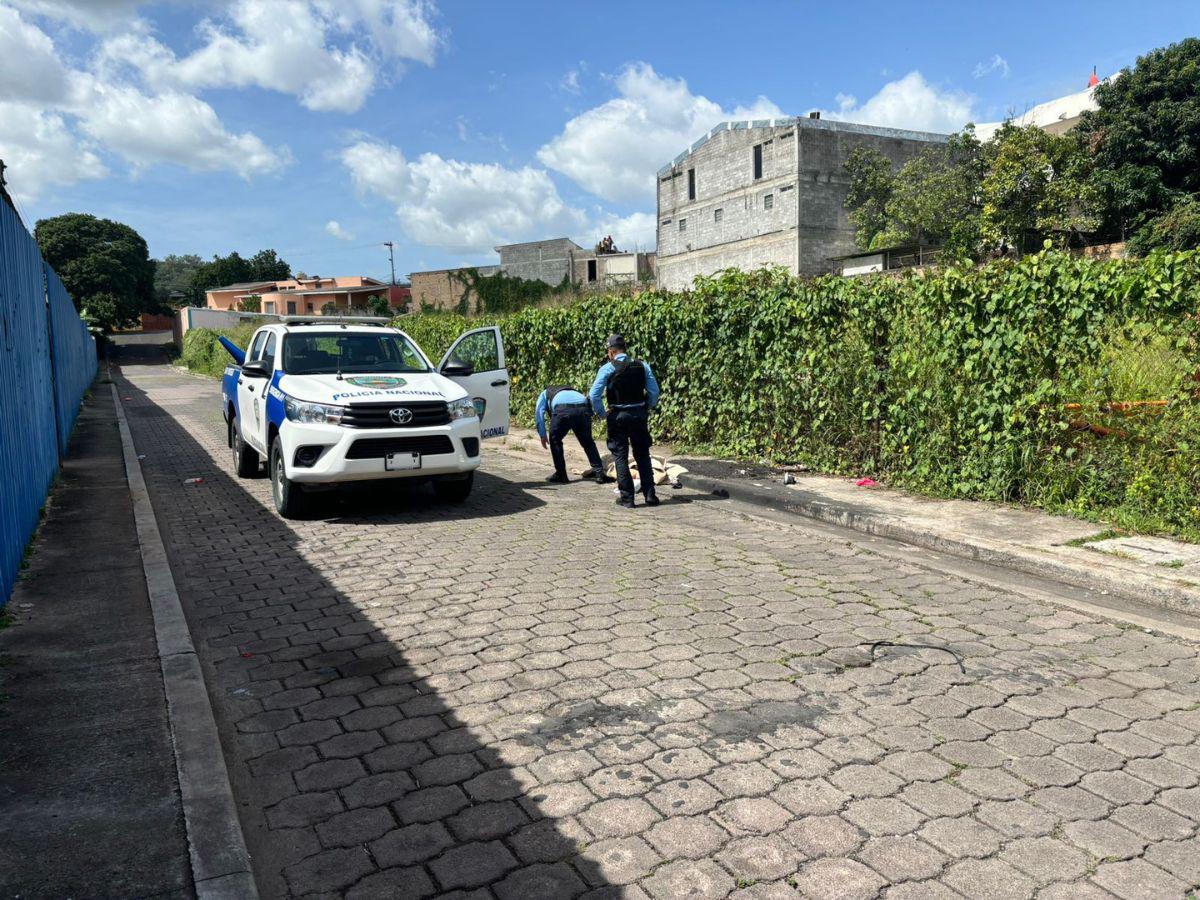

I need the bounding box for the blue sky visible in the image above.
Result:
[2,0,1198,283]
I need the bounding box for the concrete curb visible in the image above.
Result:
[679,471,1200,619]
[111,382,259,900]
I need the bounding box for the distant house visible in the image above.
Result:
[409,238,655,311]
[205,276,409,315]
[975,72,1112,140]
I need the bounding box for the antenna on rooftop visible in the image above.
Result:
[1089,66,1100,88]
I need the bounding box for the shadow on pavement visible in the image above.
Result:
[111,344,608,899]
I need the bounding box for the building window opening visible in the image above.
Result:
[764,193,774,210]
[753,143,763,180]
[286,300,297,315]
[714,208,723,223]
[587,259,597,283]
[679,218,687,232]
[687,168,696,201]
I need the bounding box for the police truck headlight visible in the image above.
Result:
[284,396,345,425]
[446,397,477,420]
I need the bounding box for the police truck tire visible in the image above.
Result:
[271,437,306,518]
[433,472,473,503]
[232,418,259,478]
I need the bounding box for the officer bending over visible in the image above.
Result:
[536,384,612,484]
[589,334,661,508]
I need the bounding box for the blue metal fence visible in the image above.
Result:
[0,199,97,604]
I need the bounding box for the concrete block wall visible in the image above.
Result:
[657,118,947,289]
[497,238,581,285]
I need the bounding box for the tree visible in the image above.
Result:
[1077,38,1200,237]
[35,213,154,331]
[320,301,337,316]
[980,124,1098,252]
[367,294,391,317]
[153,253,204,307]
[844,130,984,256]
[188,249,293,299]
[248,249,291,281]
[843,148,895,250]
[238,295,262,313]
[1127,194,1200,255]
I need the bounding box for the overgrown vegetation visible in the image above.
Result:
[444,269,573,315]
[179,321,260,377]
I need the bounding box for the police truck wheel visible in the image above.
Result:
[271,437,306,518]
[433,472,473,503]
[231,418,259,478]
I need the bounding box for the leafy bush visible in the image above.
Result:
[179,323,260,377]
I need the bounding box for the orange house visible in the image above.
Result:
[205,276,410,315]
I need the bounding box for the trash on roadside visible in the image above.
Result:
[783,472,797,485]
[137,454,146,460]
[855,477,879,487]
[183,477,204,485]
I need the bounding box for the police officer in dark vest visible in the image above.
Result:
[535,383,612,484]
[588,334,662,508]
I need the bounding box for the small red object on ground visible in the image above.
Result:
[855,477,879,487]
[183,477,204,485]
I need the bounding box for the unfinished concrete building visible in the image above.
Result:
[410,237,655,311]
[655,115,949,290]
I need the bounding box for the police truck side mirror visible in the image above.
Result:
[441,362,474,377]
[241,360,272,379]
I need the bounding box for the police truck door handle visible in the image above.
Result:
[490,379,508,387]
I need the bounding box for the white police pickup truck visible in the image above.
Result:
[220,319,509,517]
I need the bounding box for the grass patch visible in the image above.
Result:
[1064,529,1127,547]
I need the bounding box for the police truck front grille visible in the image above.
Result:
[345,436,455,459]
[342,401,450,428]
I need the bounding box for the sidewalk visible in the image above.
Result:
[498,427,1200,618]
[0,380,192,897]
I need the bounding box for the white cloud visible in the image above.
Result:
[973,55,1010,79]
[0,6,291,200]
[0,5,72,102]
[341,139,586,252]
[821,71,973,134]
[76,81,291,177]
[326,220,355,240]
[560,68,581,95]
[103,0,439,113]
[538,62,782,204]
[0,102,106,202]
[8,0,145,31]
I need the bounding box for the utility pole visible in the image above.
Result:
[383,241,396,285]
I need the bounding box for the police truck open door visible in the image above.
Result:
[438,326,510,439]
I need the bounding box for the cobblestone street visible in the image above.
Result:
[116,354,1200,900]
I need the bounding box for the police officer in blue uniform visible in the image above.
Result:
[589,334,662,508]
[536,384,612,484]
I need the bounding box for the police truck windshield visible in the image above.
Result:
[282,333,429,375]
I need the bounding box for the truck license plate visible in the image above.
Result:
[385,452,421,471]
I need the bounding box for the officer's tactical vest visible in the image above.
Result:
[545,385,580,408]
[606,359,647,406]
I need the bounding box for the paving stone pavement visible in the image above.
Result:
[115,354,1200,900]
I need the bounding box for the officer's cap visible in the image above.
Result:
[606,333,626,350]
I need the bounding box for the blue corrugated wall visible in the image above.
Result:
[0,199,97,605]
